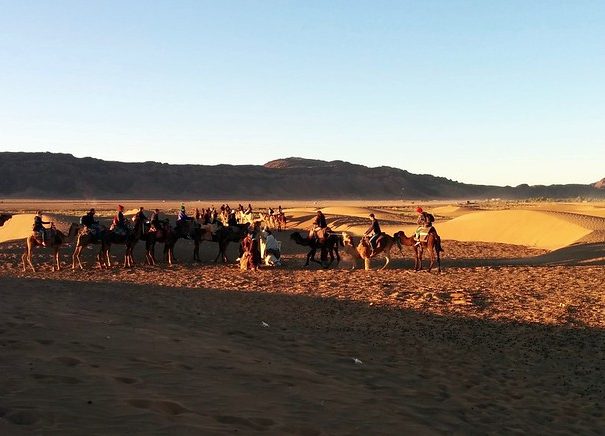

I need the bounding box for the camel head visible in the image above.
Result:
[0,213,12,227]
[341,232,363,260]
[341,232,354,246]
[357,238,371,259]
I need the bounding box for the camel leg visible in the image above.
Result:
[22,250,29,272]
[194,241,200,262]
[23,241,36,272]
[27,250,36,272]
[436,250,441,273]
[74,246,84,270]
[380,255,390,270]
[364,257,370,271]
[54,246,60,271]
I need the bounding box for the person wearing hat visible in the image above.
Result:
[32,210,51,246]
[415,207,435,245]
[364,213,382,256]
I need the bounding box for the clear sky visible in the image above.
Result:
[1,1,603,186]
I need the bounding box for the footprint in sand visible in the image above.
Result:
[35,339,54,345]
[53,356,82,367]
[31,373,81,384]
[114,376,139,385]
[5,410,39,426]
[214,415,275,431]
[126,399,190,416]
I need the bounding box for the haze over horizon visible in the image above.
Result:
[1,1,604,186]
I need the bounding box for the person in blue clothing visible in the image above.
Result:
[33,211,51,246]
[176,203,194,236]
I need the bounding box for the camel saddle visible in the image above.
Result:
[34,228,55,245]
[313,227,331,242]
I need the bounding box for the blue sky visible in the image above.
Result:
[1,1,603,186]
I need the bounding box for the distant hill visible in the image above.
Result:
[0,152,603,200]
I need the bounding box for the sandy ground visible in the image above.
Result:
[1,200,604,434]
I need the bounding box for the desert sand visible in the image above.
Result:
[0,200,604,434]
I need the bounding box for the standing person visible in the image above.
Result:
[364,213,382,257]
[33,211,50,246]
[240,230,259,271]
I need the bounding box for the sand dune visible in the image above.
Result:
[437,210,599,250]
[0,214,68,244]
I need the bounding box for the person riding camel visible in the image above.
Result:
[134,207,147,223]
[33,211,51,246]
[364,213,382,257]
[176,203,194,237]
[111,205,128,234]
[81,208,99,236]
[415,207,436,245]
[149,208,161,232]
[309,210,328,240]
[268,207,275,217]
[227,210,238,226]
[244,203,253,216]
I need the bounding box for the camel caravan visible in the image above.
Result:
[17,204,443,273]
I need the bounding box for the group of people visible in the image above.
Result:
[306,206,439,256]
[32,203,437,262]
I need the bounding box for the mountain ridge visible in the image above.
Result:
[0,152,603,200]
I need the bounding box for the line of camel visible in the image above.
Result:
[20,216,442,273]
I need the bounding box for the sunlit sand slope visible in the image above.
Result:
[437,210,601,250]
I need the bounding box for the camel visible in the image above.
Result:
[23,223,79,272]
[143,223,177,266]
[100,215,146,268]
[341,232,398,270]
[0,213,12,227]
[290,231,340,267]
[201,222,252,263]
[394,230,442,272]
[259,212,277,230]
[276,212,287,230]
[72,225,111,270]
[163,220,212,264]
